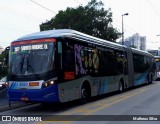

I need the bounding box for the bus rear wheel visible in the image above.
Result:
[149,75,153,84]
[119,81,124,93]
[146,76,150,85]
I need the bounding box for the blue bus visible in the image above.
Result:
[7,29,156,103]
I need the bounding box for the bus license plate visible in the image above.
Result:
[21,97,29,101]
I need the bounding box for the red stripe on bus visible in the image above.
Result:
[11,38,56,46]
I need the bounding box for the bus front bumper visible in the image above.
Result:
[7,85,60,103]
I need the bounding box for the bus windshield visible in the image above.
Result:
[10,42,55,75]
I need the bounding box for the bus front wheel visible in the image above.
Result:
[80,83,91,104]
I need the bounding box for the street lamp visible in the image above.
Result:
[122,13,129,45]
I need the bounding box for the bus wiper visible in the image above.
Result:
[27,61,35,74]
[27,58,40,78]
[21,55,25,72]
[22,55,35,75]
[13,56,24,75]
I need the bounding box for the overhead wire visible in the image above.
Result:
[113,20,155,44]
[0,9,39,24]
[0,0,57,48]
[30,0,57,14]
[83,0,89,2]
[0,0,158,48]
[0,5,46,21]
[112,14,157,44]
[147,0,160,18]
[0,4,46,34]
[73,0,82,5]
[0,26,32,33]
[73,0,154,44]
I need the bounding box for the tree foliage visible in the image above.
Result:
[0,50,8,78]
[40,0,121,42]
[0,51,5,62]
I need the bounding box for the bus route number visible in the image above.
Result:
[19,82,28,87]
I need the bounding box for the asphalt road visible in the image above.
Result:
[0,89,8,107]
[1,81,160,124]
[0,88,33,112]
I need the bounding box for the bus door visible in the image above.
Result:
[57,41,63,82]
[57,40,75,81]
[125,47,134,88]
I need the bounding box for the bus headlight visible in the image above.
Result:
[42,80,55,88]
[5,82,9,87]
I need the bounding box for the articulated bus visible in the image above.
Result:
[154,56,160,79]
[7,29,156,103]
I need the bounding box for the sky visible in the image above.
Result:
[0,0,160,50]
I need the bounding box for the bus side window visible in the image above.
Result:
[64,42,75,71]
[100,50,108,75]
[106,49,116,76]
[123,52,128,75]
[133,54,144,73]
[115,51,123,75]
[58,41,62,70]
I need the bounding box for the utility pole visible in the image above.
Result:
[122,13,129,45]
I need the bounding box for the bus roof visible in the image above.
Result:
[15,29,76,41]
[131,47,153,57]
[12,29,153,55]
[13,29,124,50]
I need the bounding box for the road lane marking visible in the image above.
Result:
[69,89,147,115]
[36,88,149,124]
[38,89,147,124]
[37,83,160,124]
[32,83,160,124]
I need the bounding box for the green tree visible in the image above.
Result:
[0,50,8,78]
[0,51,5,63]
[40,0,121,42]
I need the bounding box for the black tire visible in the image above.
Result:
[118,81,124,93]
[149,75,153,84]
[146,76,149,85]
[80,83,91,104]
